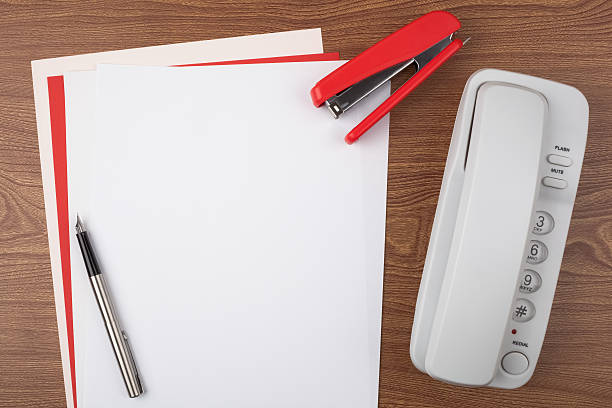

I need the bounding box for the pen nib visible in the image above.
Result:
[76,214,85,234]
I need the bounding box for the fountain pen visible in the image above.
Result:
[75,214,143,398]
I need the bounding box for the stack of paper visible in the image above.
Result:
[32,29,389,408]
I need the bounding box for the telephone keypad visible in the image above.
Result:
[512,298,535,322]
[532,211,554,235]
[519,270,542,293]
[526,240,548,264]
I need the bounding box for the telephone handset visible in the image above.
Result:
[410,69,589,389]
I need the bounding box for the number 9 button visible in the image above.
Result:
[519,269,542,293]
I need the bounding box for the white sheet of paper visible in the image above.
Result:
[33,28,323,407]
[80,62,389,407]
[63,57,387,408]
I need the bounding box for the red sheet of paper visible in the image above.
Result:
[47,51,339,406]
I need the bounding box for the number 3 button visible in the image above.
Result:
[532,211,554,235]
[527,240,548,264]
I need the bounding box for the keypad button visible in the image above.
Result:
[542,177,568,189]
[532,211,554,235]
[547,154,573,167]
[512,298,536,322]
[502,352,529,375]
[519,270,542,293]
[526,240,548,264]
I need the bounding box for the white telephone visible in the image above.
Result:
[410,69,589,389]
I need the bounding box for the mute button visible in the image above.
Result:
[542,177,567,189]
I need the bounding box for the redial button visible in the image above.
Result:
[502,352,529,375]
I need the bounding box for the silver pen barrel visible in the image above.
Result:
[76,214,143,398]
[90,273,143,398]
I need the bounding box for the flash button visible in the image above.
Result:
[547,154,573,167]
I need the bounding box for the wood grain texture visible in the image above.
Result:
[0,1,610,407]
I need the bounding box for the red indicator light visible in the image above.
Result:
[512,329,517,335]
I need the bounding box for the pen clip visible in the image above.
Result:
[121,330,144,396]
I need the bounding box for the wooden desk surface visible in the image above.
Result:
[1,1,611,407]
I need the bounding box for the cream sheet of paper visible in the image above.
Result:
[32,28,323,408]
[79,62,389,407]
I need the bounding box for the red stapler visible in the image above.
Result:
[310,11,465,144]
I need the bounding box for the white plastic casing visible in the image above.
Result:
[410,69,589,389]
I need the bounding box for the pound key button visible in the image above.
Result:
[512,298,536,323]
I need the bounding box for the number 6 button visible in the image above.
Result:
[527,240,548,264]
